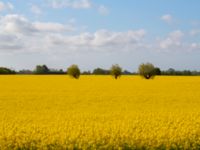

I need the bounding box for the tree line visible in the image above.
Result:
[0,64,200,79]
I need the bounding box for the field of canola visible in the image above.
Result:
[0,75,200,149]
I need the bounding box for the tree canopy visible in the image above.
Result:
[110,64,122,79]
[67,65,80,79]
[0,67,16,74]
[138,63,156,79]
[34,65,49,74]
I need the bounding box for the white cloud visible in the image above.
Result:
[190,29,200,36]
[0,14,146,54]
[191,43,200,50]
[0,14,75,35]
[0,14,199,56]
[98,5,109,16]
[0,14,77,53]
[44,29,147,53]
[159,30,184,49]
[0,34,23,51]
[0,1,14,11]
[33,22,75,32]
[49,0,92,9]
[157,30,200,52]
[0,14,37,35]
[47,0,110,16]
[31,5,42,15]
[93,29,146,46]
[161,14,173,24]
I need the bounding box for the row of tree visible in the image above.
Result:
[0,67,16,74]
[0,64,200,79]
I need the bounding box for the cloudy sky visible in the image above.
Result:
[0,0,200,71]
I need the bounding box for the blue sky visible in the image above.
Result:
[0,0,200,71]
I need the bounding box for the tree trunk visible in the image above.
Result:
[145,74,151,79]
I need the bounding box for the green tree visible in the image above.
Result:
[34,65,49,74]
[154,67,161,75]
[0,67,15,74]
[93,68,109,75]
[67,64,80,79]
[138,63,155,79]
[110,64,122,79]
[82,71,91,75]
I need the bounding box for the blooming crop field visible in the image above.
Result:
[0,75,200,149]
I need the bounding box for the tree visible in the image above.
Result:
[110,64,122,79]
[0,67,15,74]
[34,65,49,74]
[167,68,176,75]
[154,67,161,75]
[93,68,109,75]
[82,71,91,75]
[67,64,80,79]
[162,69,193,76]
[138,63,155,79]
[123,70,132,75]
[18,69,33,74]
[48,69,66,74]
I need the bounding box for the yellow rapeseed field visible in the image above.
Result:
[0,75,200,149]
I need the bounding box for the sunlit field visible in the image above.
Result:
[0,75,200,149]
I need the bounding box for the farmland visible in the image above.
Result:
[0,75,200,149]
